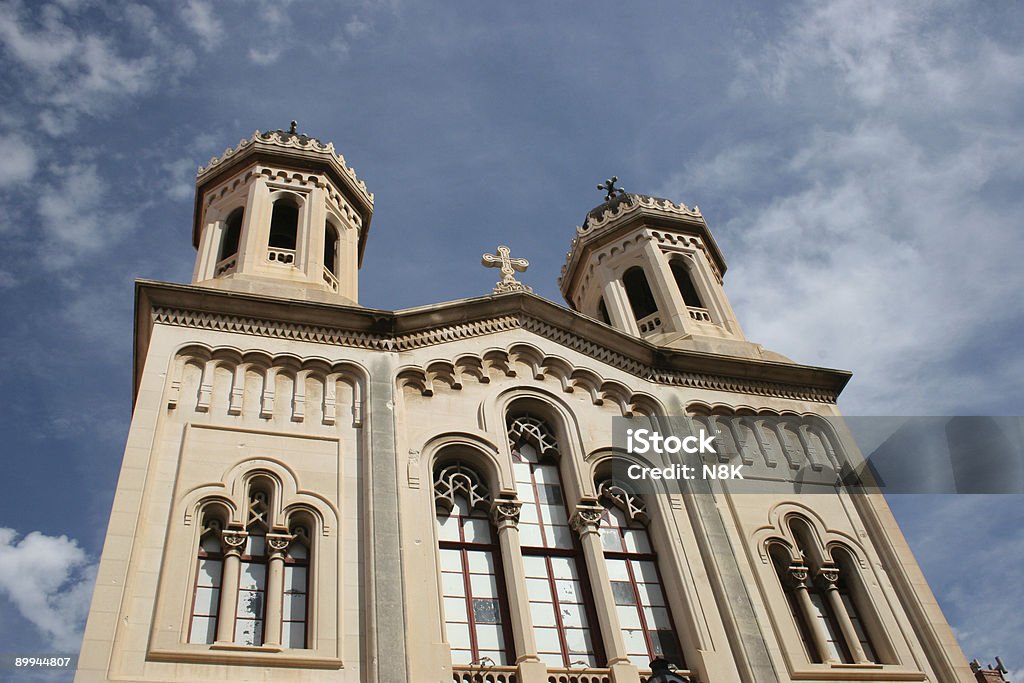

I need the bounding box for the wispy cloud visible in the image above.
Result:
[0,133,37,185]
[666,0,1024,415]
[0,528,97,651]
[180,0,223,51]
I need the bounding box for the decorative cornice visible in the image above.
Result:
[198,129,373,205]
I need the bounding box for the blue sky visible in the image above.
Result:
[0,0,1021,677]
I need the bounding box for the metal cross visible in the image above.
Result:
[481,245,532,294]
[289,120,298,134]
[597,176,625,201]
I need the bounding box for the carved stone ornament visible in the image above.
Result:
[266,532,293,554]
[569,504,605,535]
[482,245,532,294]
[220,529,249,550]
[786,563,810,587]
[490,499,522,528]
[816,565,841,588]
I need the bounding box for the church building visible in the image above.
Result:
[75,126,975,683]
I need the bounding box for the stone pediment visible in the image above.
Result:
[135,280,850,405]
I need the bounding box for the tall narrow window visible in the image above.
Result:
[670,260,703,308]
[598,481,684,667]
[834,550,878,663]
[508,415,603,668]
[769,544,818,661]
[188,512,224,644]
[622,267,658,320]
[235,488,269,646]
[435,463,514,666]
[282,525,310,649]
[269,197,299,250]
[597,298,611,325]
[219,208,243,262]
[324,222,339,275]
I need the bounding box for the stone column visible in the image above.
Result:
[817,567,868,663]
[490,499,546,682]
[603,278,640,336]
[570,503,639,683]
[641,239,690,334]
[215,529,248,644]
[786,564,834,663]
[263,533,293,648]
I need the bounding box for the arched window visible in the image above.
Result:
[188,509,225,644]
[508,414,603,668]
[622,267,658,320]
[770,517,880,664]
[235,485,270,646]
[218,208,243,263]
[670,260,703,308]
[598,480,684,667]
[435,463,514,666]
[269,197,299,250]
[324,222,339,275]
[597,298,611,325]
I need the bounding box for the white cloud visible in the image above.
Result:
[0,527,97,651]
[669,0,1024,415]
[345,15,371,38]
[248,46,281,65]
[0,133,37,185]
[180,0,223,50]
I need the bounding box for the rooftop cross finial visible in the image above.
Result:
[597,176,625,202]
[289,120,298,134]
[482,245,532,294]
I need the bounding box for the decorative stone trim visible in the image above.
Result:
[152,307,839,404]
[489,499,522,529]
[569,504,605,536]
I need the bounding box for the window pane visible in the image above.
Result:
[284,565,306,592]
[451,648,473,665]
[526,578,551,601]
[622,628,647,656]
[200,534,222,553]
[441,572,465,597]
[475,623,504,649]
[523,556,548,578]
[617,604,642,628]
[287,542,307,560]
[283,593,306,621]
[520,523,543,547]
[463,518,492,543]
[606,559,629,581]
[643,606,672,629]
[559,603,585,628]
[549,526,574,549]
[189,616,216,644]
[446,622,471,649]
[444,596,468,623]
[239,562,266,589]
[548,556,574,576]
[538,652,564,667]
[538,483,564,505]
[651,630,682,660]
[622,529,652,554]
[535,627,561,652]
[466,551,494,574]
[470,573,498,598]
[439,548,463,572]
[555,579,582,603]
[237,590,265,618]
[193,586,219,615]
[637,582,665,607]
[437,514,460,541]
[245,535,265,556]
[632,560,660,583]
[282,621,306,649]
[601,527,623,551]
[234,618,263,646]
[530,602,557,627]
[473,598,501,623]
[611,581,637,605]
[564,627,593,655]
[197,558,222,587]
[479,649,508,666]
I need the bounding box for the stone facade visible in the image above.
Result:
[76,129,975,683]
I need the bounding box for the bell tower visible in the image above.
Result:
[190,122,374,305]
[560,179,762,357]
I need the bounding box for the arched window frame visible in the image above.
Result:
[267,193,302,264]
[217,207,244,269]
[187,508,226,645]
[434,462,516,666]
[622,266,658,321]
[597,479,685,668]
[669,257,704,310]
[235,483,271,646]
[766,514,884,666]
[507,413,606,669]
